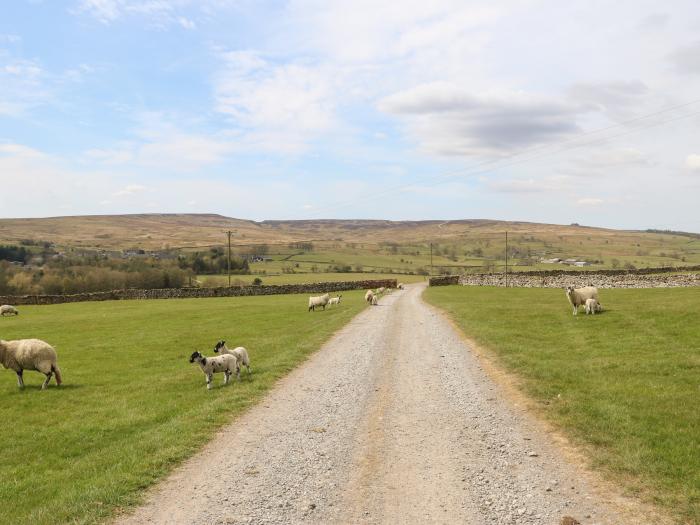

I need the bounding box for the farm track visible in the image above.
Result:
[115,285,637,524]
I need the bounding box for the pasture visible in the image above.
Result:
[0,291,366,524]
[198,272,426,286]
[423,285,700,522]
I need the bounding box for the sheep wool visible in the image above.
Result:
[0,338,62,389]
[566,286,599,316]
[0,305,19,316]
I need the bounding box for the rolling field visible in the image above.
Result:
[197,272,427,286]
[423,286,700,522]
[0,292,366,524]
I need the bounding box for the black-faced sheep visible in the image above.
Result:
[0,305,19,316]
[0,338,62,389]
[189,351,237,390]
[213,340,251,380]
[565,286,599,316]
[308,293,330,312]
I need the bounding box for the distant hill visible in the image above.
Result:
[0,213,628,250]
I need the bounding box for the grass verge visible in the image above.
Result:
[423,285,699,523]
[0,291,366,524]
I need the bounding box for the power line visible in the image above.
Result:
[306,98,700,217]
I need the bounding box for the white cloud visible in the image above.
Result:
[0,58,49,116]
[686,154,700,171]
[378,82,583,156]
[489,178,549,193]
[112,184,147,197]
[213,50,338,153]
[576,197,604,206]
[74,0,226,27]
[670,41,700,75]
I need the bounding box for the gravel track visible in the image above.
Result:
[116,284,630,525]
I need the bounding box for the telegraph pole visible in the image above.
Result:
[226,230,232,287]
[505,231,508,288]
[430,242,433,275]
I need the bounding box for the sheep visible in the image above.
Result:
[308,293,330,312]
[585,298,603,315]
[397,283,405,290]
[376,287,386,294]
[371,294,378,306]
[0,338,62,390]
[213,340,252,380]
[0,305,19,316]
[189,351,238,389]
[565,286,599,316]
[328,295,342,306]
[364,290,374,304]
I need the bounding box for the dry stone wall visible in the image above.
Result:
[457,273,699,288]
[0,279,397,306]
[432,273,699,288]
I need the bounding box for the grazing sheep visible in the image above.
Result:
[585,298,603,315]
[0,305,18,316]
[364,290,374,304]
[565,286,599,316]
[328,295,342,306]
[371,294,378,306]
[213,340,252,380]
[0,338,62,389]
[189,351,238,389]
[308,293,331,312]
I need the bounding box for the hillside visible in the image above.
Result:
[1,214,699,273]
[0,213,626,249]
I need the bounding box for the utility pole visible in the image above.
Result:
[505,231,508,288]
[430,242,433,275]
[226,230,232,287]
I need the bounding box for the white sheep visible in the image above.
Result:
[364,290,374,304]
[397,283,405,290]
[371,294,378,306]
[328,295,342,306]
[0,305,19,316]
[376,287,386,294]
[308,293,331,312]
[0,338,62,389]
[189,351,238,389]
[565,286,599,316]
[213,340,252,380]
[585,298,603,315]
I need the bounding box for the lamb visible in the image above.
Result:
[308,293,331,312]
[364,290,374,304]
[585,298,603,315]
[0,338,62,389]
[371,294,378,306]
[565,286,599,316]
[0,305,19,316]
[213,340,252,380]
[328,295,342,306]
[189,351,238,389]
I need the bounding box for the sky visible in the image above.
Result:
[1,0,700,231]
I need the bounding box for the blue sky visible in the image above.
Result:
[1,1,700,231]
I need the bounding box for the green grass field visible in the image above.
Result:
[423,285,700,522]
[198,272,426,287]
[0,292,367,524]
